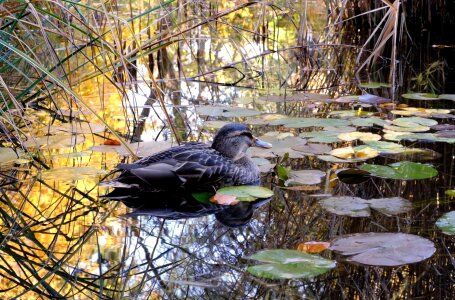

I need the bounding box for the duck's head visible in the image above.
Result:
[211,123,272,161]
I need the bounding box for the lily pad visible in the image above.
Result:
[351,117,386,127]
[330,232,436,266]
[320,196,411,217]
[215,185,273,202]
[272,117,351,128]
[249,133,306,158]
[359,81,390,88]
[286,170,326,186]
[247,249,336,279]
[330,146,379,161]
[320,196,370,217]
[251,157,275,173]
[436,211,455,235]
[300,131,341,143]
[245,114,288,125]
[393,117,438,127]
[335,95,359,103]
[291,143,332,156]
[337,131,381,142]
[359,94,390,105]
[196,105,260,118]
[359,161,438,180]
[363,141,405,154]
[401,92,439,100]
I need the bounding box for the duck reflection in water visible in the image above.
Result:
[101,123,273,227]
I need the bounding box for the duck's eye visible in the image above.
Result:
[240,132,254,139]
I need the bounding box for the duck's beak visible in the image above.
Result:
[253,137,272,149]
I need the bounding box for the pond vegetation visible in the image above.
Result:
[1,0,455,298]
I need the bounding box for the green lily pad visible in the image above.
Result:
[247,249,336,279]
[351,117,386,127]
[196,105,260,118]
[359,161,438,180]
[401,92,439,100]
[359,81,391,88]
[330,232,435,266]
[291,143,332,156]
[393,117,438,127]
[330,146,379,161]
[300,131,341,143]
[363,141,405,154]
[328,110,373,118]
[216,185,273,201]
[251,157,275,173]
[202,120,230,129]
[245,114,288,125]
[337,131,381,142]
[436,211,455,235]
[445,190,455,197]
[249,133,306,158]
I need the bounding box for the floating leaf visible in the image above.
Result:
[393,117,438,127]
[445,190,455,197]
[210,193,239,205]
[401,92,439,100]
[436,211,455,235]
[249,133,306,158]
[251,157,275,173]
[359,161,438,180]
[330,232,436,266]
[286,170,326,186]
[215,185,273,203]
[351,117,386,127]
[359,94,390,105]
[317,155,355,163]
[335,95,359,103]
[297,242,331,253]
[247,249,336,279]
[320,196,370,217]
[363,141,405,154]
[104,139,121,146]
[381,148,441,161]
[245,114,288,125]
[192,192,213,204]
[291,143,332,155]
[328,110,373,118]
[431,124,455,131]
[196,105,260,118]
[321,196,412,217]
[330,146,379,161]
[300,131,341,143]
[337,131,381,142]
[359,81,390,88]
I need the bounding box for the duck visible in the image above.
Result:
[102,123,272,202]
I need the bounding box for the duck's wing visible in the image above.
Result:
[110,146,250,190]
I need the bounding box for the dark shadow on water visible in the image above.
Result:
[103,189,271,228]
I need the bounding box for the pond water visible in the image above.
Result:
[1,1,455,299]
